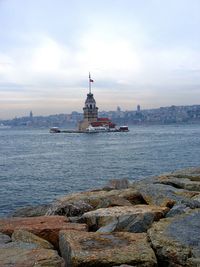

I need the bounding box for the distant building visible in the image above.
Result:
[137,105,141,112]
[30,111,33,118]
[117,106,121,112]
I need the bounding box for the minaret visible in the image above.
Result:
[30,110,33,118]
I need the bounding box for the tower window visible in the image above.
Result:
[90,104,92,109]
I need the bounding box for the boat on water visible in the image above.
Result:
[49,127,61,133]
[49,125,129,133]
[85,125,129,133]
[119,126,129,132]
[0,124,11,129]
[85,125,109,133]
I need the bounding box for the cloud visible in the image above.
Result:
[0,0,200,118]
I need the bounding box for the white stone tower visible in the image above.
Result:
[78,73,98,131]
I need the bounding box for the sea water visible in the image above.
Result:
[1,124,200,217]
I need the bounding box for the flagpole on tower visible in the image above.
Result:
[89,72,91,94]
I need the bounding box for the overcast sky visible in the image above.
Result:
[0,0,200,119]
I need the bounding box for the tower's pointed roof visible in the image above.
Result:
[85,92,96,105]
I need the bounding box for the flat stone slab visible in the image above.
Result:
[82,205,168,232]
[59,230,157,267]
[0,216,87,248]
[148,209,200,266]
[0,242,64,267]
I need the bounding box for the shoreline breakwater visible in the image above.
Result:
[1,167,200,266]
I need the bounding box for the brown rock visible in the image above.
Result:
[0,242,64,267]
[82,205,168,232]
[12,229,54,249]
[0,216,87,249]
[59,230,157,267]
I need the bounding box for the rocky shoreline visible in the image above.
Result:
[1,167,200,266]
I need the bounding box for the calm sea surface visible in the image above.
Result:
[1,124,200,217]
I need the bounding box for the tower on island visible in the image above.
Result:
[78,73,115,131]
[78,73,98,131]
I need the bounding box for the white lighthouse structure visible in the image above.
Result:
[78,73,98,131]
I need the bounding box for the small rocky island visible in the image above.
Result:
[1,167,200,266]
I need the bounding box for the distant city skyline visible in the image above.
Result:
[1,0,200,119]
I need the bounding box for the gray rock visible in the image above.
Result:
[151,167,200,191]
[46,200,93,216]
[12,229,54,249]
[166,204,190,217]
[68,216,82,223]
[103,178,130,190]
[0,233,11,245]
[135,182,197,207]
[0,241,65,266]
[82,205,168,233]
[148,209,200,266]
[97,212,156,233]
[180,198,200,209]
[11,204,51,217]
[157,176,200,191]
[192,193,200,202]
[172,167,200,179]
[0,241,39,249]
[46,188,144,217]
[96,196,133,209]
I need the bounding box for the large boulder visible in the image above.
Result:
[0,216,87,249]
[59,230,157,267]
[82,205,168,232]
[148,209,200,266]
[0,241,64,266]
[135,182,198,207]
[12,229,54,249]
[46,188,145,216]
